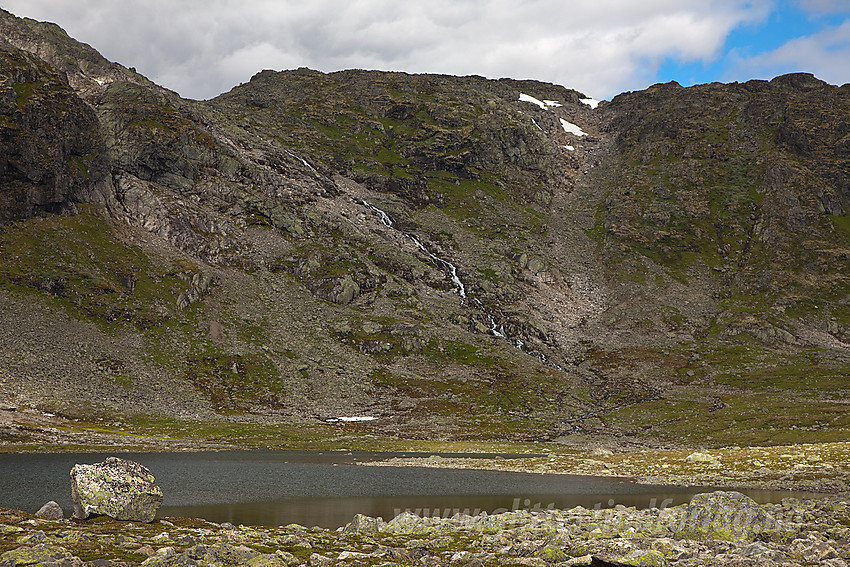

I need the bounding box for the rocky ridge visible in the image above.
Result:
[0,8,847,449]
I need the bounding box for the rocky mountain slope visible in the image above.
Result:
[0,8,847,450]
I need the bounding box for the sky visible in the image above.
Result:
[3,0,849,101]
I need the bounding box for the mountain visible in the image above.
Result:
[0,9,847,450]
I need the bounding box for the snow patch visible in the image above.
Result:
[519,93,563,110]
[580,98,600,109]
[563,145,575,151]
[560,119,587,137]
[519,93,547,110]
[326,416,377,423]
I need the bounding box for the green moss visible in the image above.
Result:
[830,214,850,238]
[12,81,43,107]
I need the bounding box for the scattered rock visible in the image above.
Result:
[383,511,428,534]
[307,552,333,566]
[70,457,163,523]
[610,549,668,566]
[790,536,839,562]
[35,501,63,520]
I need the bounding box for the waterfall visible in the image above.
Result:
[360,200,465,299]
[358,199,564,372]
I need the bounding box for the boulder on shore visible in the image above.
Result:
[35,501,63,520]
[70,456,162,523]
[675,491,783,542]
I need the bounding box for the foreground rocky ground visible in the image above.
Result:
[2,490,849,567]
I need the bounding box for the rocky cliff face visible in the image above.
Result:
[0,42,110,221]
[0,8,847,449]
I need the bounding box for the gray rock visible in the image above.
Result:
[70,457,162,523]
[342,513,380,534]
[35,501,64,520]
[384,511,428,534]
[307,553,333,567]
[675,491,782,542]
[329,276,360,305]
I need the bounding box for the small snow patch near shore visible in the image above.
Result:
[325,416,377,423]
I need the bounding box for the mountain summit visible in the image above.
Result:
[0,9,847,449]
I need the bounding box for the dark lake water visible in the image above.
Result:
[0,451,814,528]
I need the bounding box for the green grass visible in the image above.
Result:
[0,208,189,330]
[12,81,43,106]
[830,214,850,238]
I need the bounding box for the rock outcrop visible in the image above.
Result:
[70,457,162,523]
[0,41,111,223]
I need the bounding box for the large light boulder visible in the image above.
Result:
[70,457,162,523]
[674,491,784,542]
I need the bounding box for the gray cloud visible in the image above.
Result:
[2,0,787,100]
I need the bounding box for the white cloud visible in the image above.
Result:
[725,20,850,86]
[0,0,779,100]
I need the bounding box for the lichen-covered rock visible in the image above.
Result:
[342,513,381,534]
[0,544,82,567]
[614,549,668,566]
[383,511,428,534]
[674,491,781,542]
[70,457,162,523]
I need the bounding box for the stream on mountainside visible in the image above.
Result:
[0,451,815,528]
[359,200,566,371]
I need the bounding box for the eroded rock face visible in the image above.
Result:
[70,457,162,523]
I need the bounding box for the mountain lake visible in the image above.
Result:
[0,451,818,528]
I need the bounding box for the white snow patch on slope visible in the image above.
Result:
[563,145,575,151]
[580,98,600,109]
[519,93,547,110]
[560,119,587,136]
[544,100,563,107]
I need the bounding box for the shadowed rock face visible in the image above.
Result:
[0,42,111,223]
[70,457,162,523]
